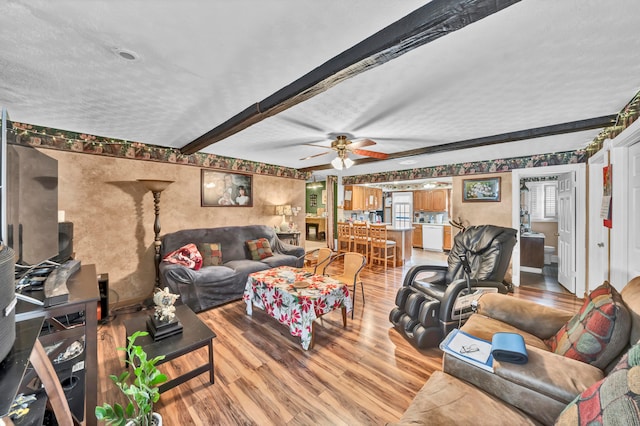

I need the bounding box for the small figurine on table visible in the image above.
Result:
[153,287,180,322]
[147,287,183,340]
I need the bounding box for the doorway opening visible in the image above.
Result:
[518,175,564,293]
[512,164,586,296]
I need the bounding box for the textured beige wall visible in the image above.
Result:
[451,173,514,235]
[45,149,305,307]
[450,172,514,281]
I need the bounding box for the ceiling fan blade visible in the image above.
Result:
[277,116,326,133]
[299,151,331,161]
[302,140,332,148]
[350,148,389,159]
[349,138,377,149]
[371,136,428,142]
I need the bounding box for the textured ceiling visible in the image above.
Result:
[1,0,640,181]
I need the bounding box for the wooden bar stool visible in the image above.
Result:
[352,222,370,262]
[369,224,396,270]
[337,222,354,254]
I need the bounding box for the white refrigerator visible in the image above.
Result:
[391,192,413,229]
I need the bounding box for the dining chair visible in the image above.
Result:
[299,247,334,274]
[351,222,370,262]
[337,222,354,254]
[324,252,367,319]
[369,224,396,270]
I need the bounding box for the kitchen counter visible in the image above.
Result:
[386,227,413,266]
[413,222,449,226]
[387,226,412,231]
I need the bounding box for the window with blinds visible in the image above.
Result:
[528,182,557,220]
[544,184,557,218]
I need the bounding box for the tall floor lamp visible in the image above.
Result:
[138,179,174,287]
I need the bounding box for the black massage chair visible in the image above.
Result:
[390,224,518,349]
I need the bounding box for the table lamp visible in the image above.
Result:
[275,204,292,231]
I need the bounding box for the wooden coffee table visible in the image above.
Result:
[123,304,216,393]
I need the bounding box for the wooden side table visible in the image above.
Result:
[123,304,216,393]
[276,231,300,246]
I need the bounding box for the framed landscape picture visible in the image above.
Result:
[201,170,253,207]
[462,177,501,202]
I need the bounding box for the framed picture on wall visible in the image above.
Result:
[462,177,501,202]
[201,170,253,207]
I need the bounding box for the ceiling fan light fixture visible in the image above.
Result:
[343,157,354,168]
[331,157,344,170]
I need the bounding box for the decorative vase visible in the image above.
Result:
[279,215,289,232]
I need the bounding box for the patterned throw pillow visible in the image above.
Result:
[545,282,630,369]
[162,243,203,270]
[555,344,640,425]
[246,238,273,260]
[198,243,223,266]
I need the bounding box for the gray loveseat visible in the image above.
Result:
[159,225,305,312]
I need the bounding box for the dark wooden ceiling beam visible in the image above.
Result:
[181,0,522,155]
[298,114,617,172]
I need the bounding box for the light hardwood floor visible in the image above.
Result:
[97,249,582,425]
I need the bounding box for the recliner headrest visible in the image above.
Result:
[459,225,516,254]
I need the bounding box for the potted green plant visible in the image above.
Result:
[96,331,167,426]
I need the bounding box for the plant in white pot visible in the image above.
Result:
[96,331,166,426]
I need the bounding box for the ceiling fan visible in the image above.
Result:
[299,134,389,170]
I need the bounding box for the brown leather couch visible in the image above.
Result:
[390,277,640,425]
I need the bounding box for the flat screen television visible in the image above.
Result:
[1,108,59,265]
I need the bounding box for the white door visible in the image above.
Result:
[588,152,609,287]
[557,172,576,292]
[392,192,413,229]
[629,143,640,280]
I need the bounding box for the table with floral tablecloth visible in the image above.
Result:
[243,266,352,350]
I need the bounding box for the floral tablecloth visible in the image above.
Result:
[243,266,352,350]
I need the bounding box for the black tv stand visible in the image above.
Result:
[15,264,99,426]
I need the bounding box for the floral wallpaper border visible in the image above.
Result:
[7,121,311,180]
[3,120,587,186]
[342,150,586,185]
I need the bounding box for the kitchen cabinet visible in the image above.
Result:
[364,187,382,210]
[413,189,448,212]
[431,189,447,211]
[413,191,423,211]
[443,225,452,251]
[344,186,381,211]
[412,225,423,248]
[344,185,363,210]
[374,188,383,210]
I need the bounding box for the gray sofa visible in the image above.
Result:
[159,225,305,312]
